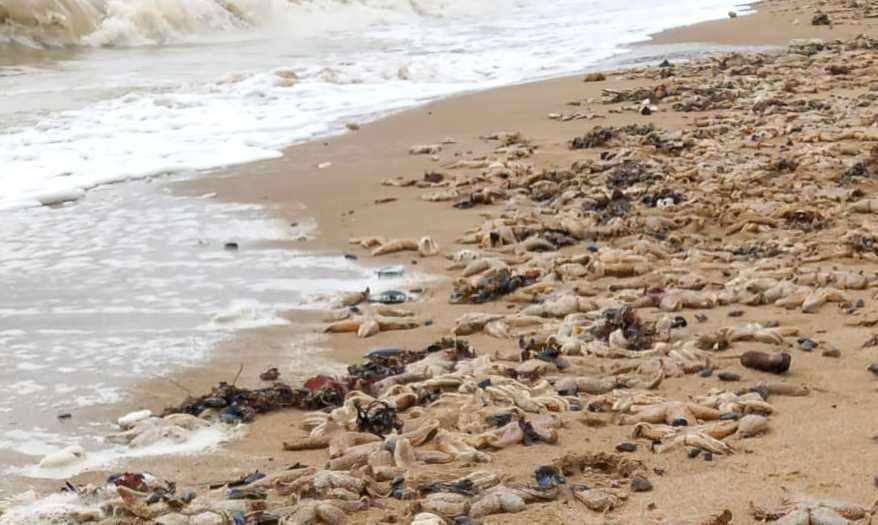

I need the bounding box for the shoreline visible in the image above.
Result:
[123,2,784,417]
[1,0,791,481]
[6,0,878,518]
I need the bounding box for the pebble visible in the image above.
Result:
[750,385,770,400]
[687,448,702,459]
[822,347,841,358]
[615,442,637,453]
[630,477,653,492]
[798,337,817,351]
[699,368,714,378]
[812,11,831,25]
[224,242,239,251]
[868,363,878,376]
[703,452,714,462]
[718,371,740,382]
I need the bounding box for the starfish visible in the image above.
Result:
[632,421,737,455]
[617,400,721,427]
[750,495,870,524]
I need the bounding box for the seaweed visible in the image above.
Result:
[590,306,655,351]
[570,127,616,149]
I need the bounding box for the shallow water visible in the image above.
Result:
[0,177,422,481]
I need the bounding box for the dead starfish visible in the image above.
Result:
[632,421,736,455]
[750,495,869,524]
[617,400,721,427]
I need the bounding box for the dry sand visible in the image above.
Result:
[11,0,878,523]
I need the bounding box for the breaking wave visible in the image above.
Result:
[0,0,481,47]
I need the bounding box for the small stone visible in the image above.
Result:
[630,477,653,493]
[343,254,358,260]
[868,363,878,376]
[857,299,865,308]
[699,368,714,378]
[687,448,702,459]
[750,385,770,400]
[584,72,607,82]
[703,452,714,462]
[345,122,360,131]
[822,347,841,358]
[798,337,817,351]
[57,413,72,420]
[616,442,637,453]
[718,372,740,382]
[695,314,708,323]
[728,11,737,18]
[582,415,608,428]
[224,242,239,251]
[812,11,831,25]
[728,310,744,318]
[719,412,740,421]
[259,367,280,381]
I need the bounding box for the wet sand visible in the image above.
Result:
[10,0,878,522]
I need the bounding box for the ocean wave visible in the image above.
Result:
[0,0,477,48]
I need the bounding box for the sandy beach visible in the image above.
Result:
[9,0,878,522]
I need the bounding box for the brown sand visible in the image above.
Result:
[11,0,878,523]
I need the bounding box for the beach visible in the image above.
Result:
[2,0,761,485]
[6,0,878,522]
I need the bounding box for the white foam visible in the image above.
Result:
[10,425,241,480]
[0,491,104,525]
[200,299,291,331]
